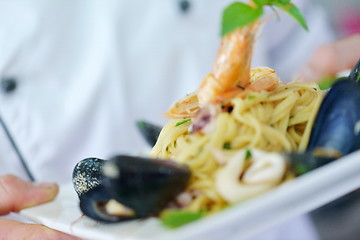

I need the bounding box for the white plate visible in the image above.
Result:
[20,150,360,240]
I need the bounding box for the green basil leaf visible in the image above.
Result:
[222,2,264,36]
[254,0,290,5]
[161,210,205,228]
[277,3,308,31]
[277,0,291,4]
[222,1,307,36]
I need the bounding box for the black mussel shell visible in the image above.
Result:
[72,158,105,198]
[285,152,336,176]
[102,155,191,218]
[349,58,360,83]
[289,60,360,175]
[79,185,136,223]
[307,78,360,157]
[136,120,162,147]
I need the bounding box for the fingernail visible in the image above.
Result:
[22,182,59,209]
[35,182,59,200]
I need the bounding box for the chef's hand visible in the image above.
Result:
[298,33,360,82]
[0,174,79,240]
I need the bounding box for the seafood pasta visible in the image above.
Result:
[150,15,323,212]
[151,73,323,212]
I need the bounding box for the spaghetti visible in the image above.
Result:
[151,81,324,212]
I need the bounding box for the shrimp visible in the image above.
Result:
[165,92,199,119]
[213,66,280,103]
[165,18,280,119]
[248,66,280,91]
[165,22,259,119]
[165,67,280,119]
[197,22,260,106]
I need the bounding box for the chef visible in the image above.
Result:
[0,0,340,239]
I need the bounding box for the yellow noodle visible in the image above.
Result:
[150,82,323,212]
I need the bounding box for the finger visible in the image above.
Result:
[0,219,80,240]
[297,34,360,82]
[0,174,58,215]
[329,34,360,71]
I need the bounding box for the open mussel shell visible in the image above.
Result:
[307,78,360,157]
[136,120,162,147]
[78,185,134,223]
[72,157,105,197]
[102,155,191,218]
[74,155,191,223]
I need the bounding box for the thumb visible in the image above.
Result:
[0,219,80,240]
[0,174,58,215]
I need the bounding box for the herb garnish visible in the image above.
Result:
[175,119,191,126]
[318,77,342,90]
[161,210,205,228]
[223,142,232,149]
[245,149,252,160]
[222,0,308,36]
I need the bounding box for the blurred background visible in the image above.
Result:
[316,0,360,37]
[0,0,358,239]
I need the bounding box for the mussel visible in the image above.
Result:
[73,157,105,197]
[72,155,191,223]
[286,153,336,176]
[287,58,360,175]
[349,57,360,83]
[307,79,360,156]
[136,120,162,147]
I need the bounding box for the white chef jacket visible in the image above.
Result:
[0,0,332,238]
